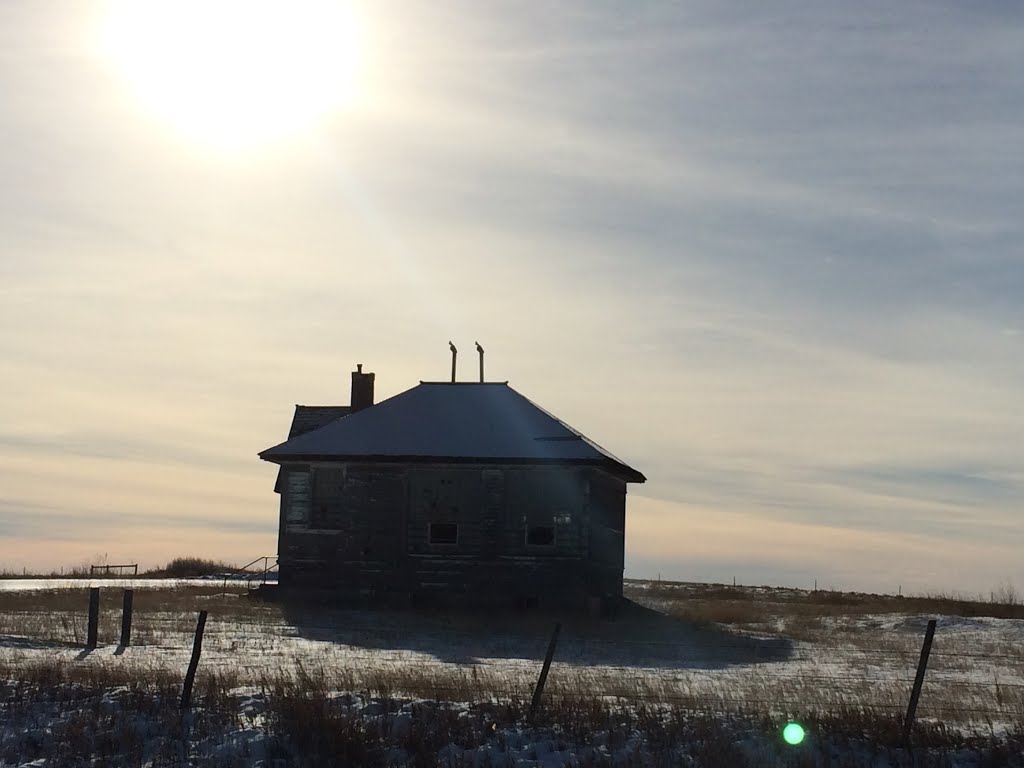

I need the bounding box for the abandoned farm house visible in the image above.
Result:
[258,362,646,609]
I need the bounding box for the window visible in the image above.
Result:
[285,471,311,525]
[526,525,555,546]
[429,522,458,545]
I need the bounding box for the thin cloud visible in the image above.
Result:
[0,0,1021,591]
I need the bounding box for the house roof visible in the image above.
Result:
[287,405,352,438]
[260,382,645,483]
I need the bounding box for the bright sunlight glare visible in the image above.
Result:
[100,0,364,152]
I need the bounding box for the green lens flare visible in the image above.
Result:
[783,722,806,745]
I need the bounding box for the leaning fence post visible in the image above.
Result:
[86,587,100,648]
[903,618,937,745]
[120,589,134,647]
[180,610,209,710]
[530,622,562,719]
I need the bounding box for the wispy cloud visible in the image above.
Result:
[0,0,1021,590]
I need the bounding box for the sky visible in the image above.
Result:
[1,1,1022,595]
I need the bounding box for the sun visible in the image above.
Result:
[100,0,364,152]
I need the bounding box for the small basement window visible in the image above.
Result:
[429,522,458,545]
[526,526,555,546]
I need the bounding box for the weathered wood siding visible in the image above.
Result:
[310,464,406,562]
[277,462,629,606]
[502,468,585,557]
[279,464,406,592]
[407,467,485,554]
[584,470,628,596]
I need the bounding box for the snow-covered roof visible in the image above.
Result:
[260,382,645,483]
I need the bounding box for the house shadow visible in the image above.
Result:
[275,597,792,670]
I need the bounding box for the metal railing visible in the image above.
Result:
[221,556,278,592]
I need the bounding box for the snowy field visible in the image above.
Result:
[2,578,1023,766]
[0,577,232,592]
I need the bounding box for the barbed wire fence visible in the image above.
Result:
[5,587,1024,733]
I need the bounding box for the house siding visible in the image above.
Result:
[586,471,628,597]
[276,462,627,607]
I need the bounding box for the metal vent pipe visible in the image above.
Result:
[475,341,484,382]
[449,341,457,382]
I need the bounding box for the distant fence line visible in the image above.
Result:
[89,563,138,577]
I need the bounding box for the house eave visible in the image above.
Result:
[259,452,645,483]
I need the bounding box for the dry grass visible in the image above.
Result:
[144,557,240,578]
[630,580,1024,623]
[3,579,1024,764]
[620,579,1024,727]
[0,585,283,646]
[2,655,1022,767]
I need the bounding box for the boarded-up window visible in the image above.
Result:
[429,522,458,545]
[526,525,555,546]
[285,470,311,526]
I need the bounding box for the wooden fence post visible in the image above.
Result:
[180,610,208,710]
[120,589,134,647]
[86,587,100,648]
[180,610,207,712]
[903,618,937,745]
[530,622,561,719]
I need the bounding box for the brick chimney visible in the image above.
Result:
[350,364,375,412]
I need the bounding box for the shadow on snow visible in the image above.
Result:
[275,597,793,670]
